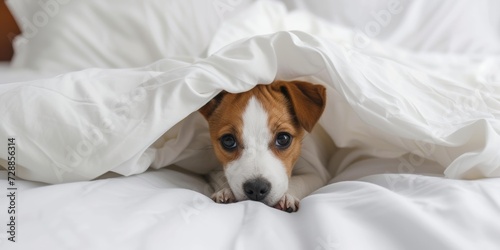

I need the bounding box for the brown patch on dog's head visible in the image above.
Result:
[199,90,248,167]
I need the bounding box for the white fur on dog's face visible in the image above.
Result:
[225,97,288,205]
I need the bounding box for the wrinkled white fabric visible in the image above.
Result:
[1,168,499,250]
[1,29,500,183]
[1,1,500,249]
[6,0,235,73]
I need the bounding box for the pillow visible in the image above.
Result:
[6,0,253,73]
[207,1,355,55]
[209,0,500,57]
[280,0,500,55]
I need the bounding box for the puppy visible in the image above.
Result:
[199,80,326,212]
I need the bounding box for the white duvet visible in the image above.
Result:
[1,1,500,249]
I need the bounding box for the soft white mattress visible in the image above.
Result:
[1,1,500,249]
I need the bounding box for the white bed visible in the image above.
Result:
[1,1,500,249]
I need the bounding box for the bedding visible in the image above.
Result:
[1,169,499,249]
[6,0,253,73]
[1,0,500,249]
[0,62,54,84]
[282,0,500,55]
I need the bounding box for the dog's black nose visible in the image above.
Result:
[243,178,271,201]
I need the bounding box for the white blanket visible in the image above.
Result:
[1,29,500,182]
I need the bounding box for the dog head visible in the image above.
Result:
[199,80,326,206]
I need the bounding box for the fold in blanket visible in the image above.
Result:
[1,31,499,183]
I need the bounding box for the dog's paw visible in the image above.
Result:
[273,193,300,213]
[211,188,236,204]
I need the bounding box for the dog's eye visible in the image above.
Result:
[220,134,237,151]
[275,132,292,149]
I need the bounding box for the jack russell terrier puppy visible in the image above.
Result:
[199,80,326,212]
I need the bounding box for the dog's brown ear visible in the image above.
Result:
[274,80,326,132]
[199,91,227,120]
